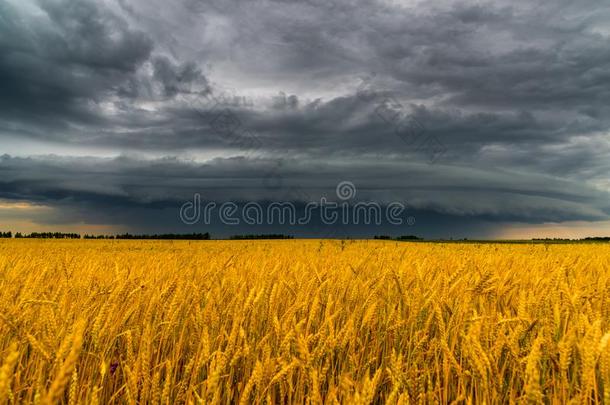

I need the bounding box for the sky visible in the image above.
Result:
[0,0,609,238]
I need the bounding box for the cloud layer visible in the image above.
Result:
[0,0,609,237]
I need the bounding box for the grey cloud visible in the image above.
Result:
[152,56,209,98]
[0,154,607,222]
[0,0,153,136]
[1,0,609,236]
[37,0,151,72]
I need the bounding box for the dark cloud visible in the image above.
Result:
[0,154,607,234]
[0,0,609,236]
[152,56,209,98]
[0,0,153,140]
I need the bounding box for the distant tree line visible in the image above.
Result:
[230,234,294,240]
[1,231,212,240]
[114,233,211,240]
[532,238,574,241]
[13,232,81,239]
[374,235,422,241]
[532,237,610,242]
[1,231,609,241]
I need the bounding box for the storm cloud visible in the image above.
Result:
[0,0,609,238]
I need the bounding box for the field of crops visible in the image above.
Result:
[0,240,609,404]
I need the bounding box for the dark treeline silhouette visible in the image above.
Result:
[14,232,80,239]
[2,231,212,240]
[230,234,294,240]
[532,238,574,241]
[1,230,609,241]
[114,233,211,240]
[532,237,610,242]
[374,235,422,240]
[396,235,422,240]
[583,237,610,242]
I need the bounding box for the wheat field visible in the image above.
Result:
[0,239,610,404]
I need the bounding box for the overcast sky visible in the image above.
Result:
[1,0,609,238]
